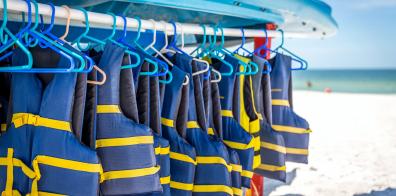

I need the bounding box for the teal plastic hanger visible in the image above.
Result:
[190,24,207,57]
[216,25,259,75]
[0,0,32,71]
[123,16,159,76]
[203,26,233,76]
[26,0,86,73]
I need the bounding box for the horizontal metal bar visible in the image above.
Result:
[1,0,326,39]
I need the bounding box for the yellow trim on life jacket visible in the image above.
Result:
[196,156,232,172]
[96,136,154,148]
[33,191,66,196]
[223,140,254,150]
[261,142,287,154]
[160,176,171,184]
[208,127,215,135]
[169,152,197,165]
[170,181,194,191]
[33,155,102,173]
[5,148,14,195]
[193,185,233,195]
[232,187,243,196]
[96,105,121,113]
[11,113,71,132]
[253,154,261,169]
[271,88,282,92]
[1,123,6,132]
[271,99,290,107]
[221,110,233,118]
[102,166,160,181]
[230,164,242,173]
[272,125,312,134]
[161,117,174,127]
[241,170,253,178]
[186,121,200,129]
[257,164,286,172]
[286,147,309,155]
[249,119,260,134]
[155,146,170,155]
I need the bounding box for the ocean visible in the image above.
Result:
[292,69,396,94]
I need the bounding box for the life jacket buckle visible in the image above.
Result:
[27,114,39,127]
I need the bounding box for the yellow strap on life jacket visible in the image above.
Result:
[169,152,197,165]
[96,136,154,148]
[207,127,215,135]
[186,121,200,129]
[261,142,287,154]
[271,99,290,107]
[161,117,174,127]
[223,139,254,150]
[230,164,242,173]
[193,185,233,195]
[5,148,14,195]
[170,181,194,191]
[221,110,233,118]
[160,176,171,184]
[257,164,286,172]
[102,166,160,181]
[196,156,232,172]
[232,187,243,196]
[155,146,170,155]
[11,113,71,132]
[272,125,312,134]
[285,147,309,155]
[241,170,253,178]
[1,123,6,132]
[96,105,121,114]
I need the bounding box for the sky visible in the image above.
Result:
[283,0,396,70]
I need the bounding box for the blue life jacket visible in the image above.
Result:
[214,56,255,188]
[251,56,287,182]
[95,42,162,195]
[136,61,171,196]
[161,65,197,195]
[175,54,233,195]
[203,71,243,196]
[270,54,311,164]
[0,47,102,195]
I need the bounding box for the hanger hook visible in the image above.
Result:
[59,5,71,41]
[133,16,141,43]
[0,0,9,44]
[41,2,55,34]
[275,29,284,50]
[159,21,168,50]
[145,19,157,50]
[169,20,177,48]
[105,12,117,41]
[117,15,127,42]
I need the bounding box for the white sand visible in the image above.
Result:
[265,91,396,196]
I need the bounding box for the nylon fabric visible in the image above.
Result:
[233,55,262,169]
[136,59,171,196]
[161,65,196,196]
[175,53,232,195]
[0,47,101,195]
[214,56,254,188]
[95,42,161,195]
[251,55,287,182]
[270,54,310,164]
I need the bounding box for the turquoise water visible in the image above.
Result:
[292,69,396,94]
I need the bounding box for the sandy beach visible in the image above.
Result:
[265,91,396,196]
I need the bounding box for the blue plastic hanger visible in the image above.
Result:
[116,16,158,75]
[0,0,32,71]
[234,27,272,75]
[15,0,88,73]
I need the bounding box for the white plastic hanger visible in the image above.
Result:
[146,20,189,85]
[176,22,210,76]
